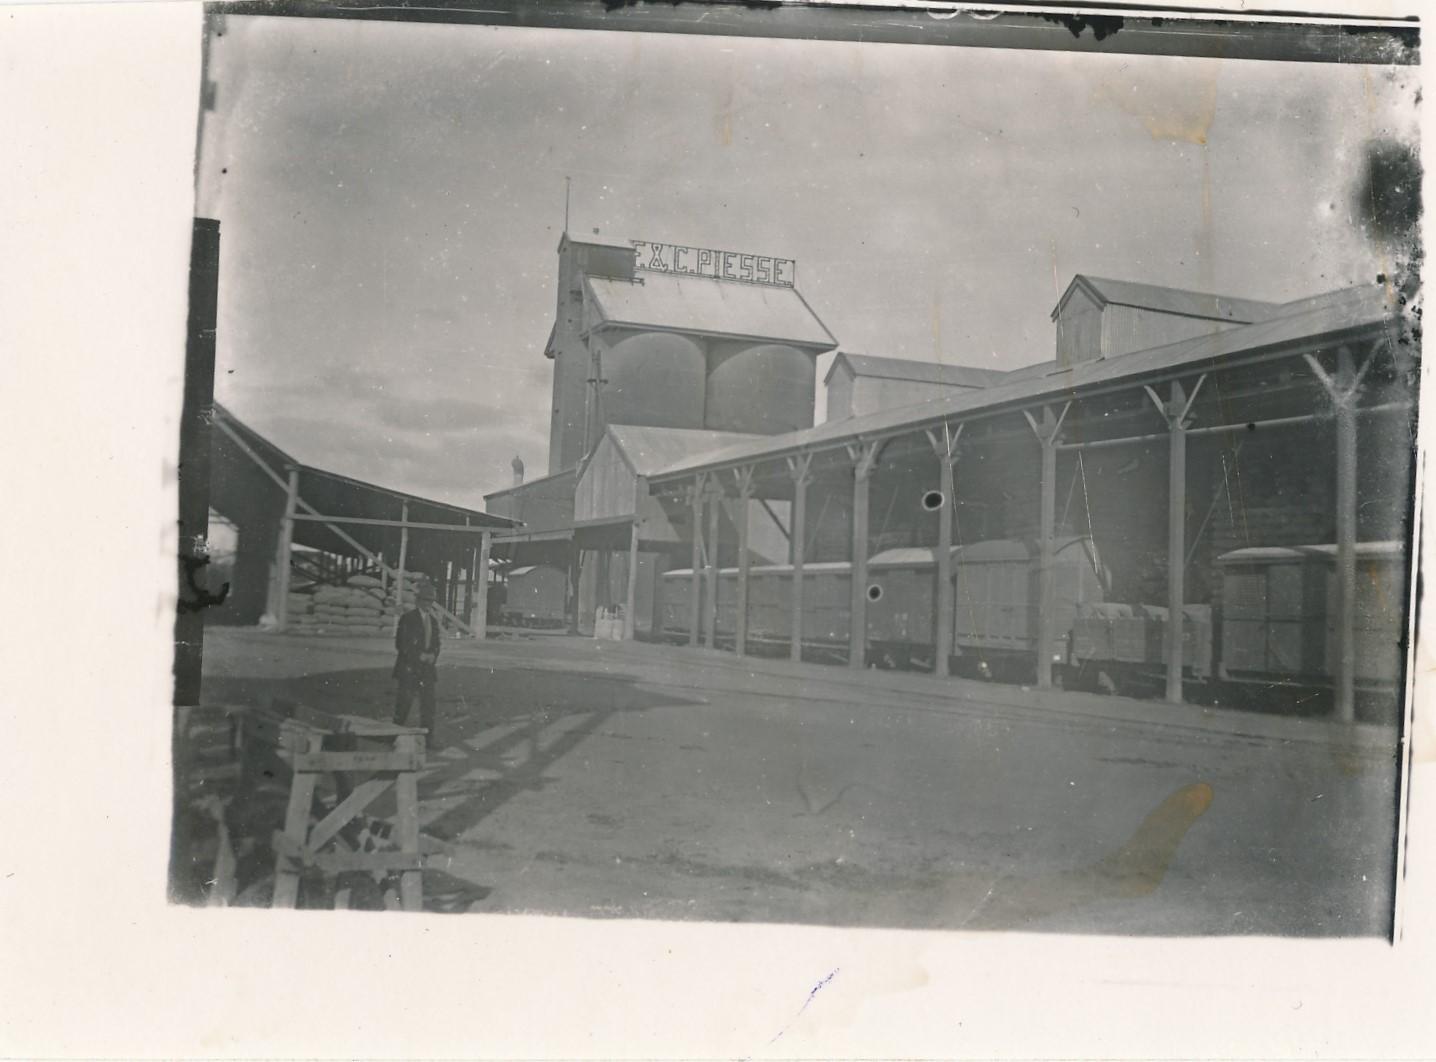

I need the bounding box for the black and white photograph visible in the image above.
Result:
[9,1,1436,1056]
[162,2,1425,936]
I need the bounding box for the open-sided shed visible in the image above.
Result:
[208,403,513,633]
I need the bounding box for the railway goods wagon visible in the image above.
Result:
[500,564,568,628]
[1069,603,1215,690]
[1215,542,1406,688]
[864,549,938,668]
[657,537,1106,671]
[950,537,1105,675]
[662,562,853,654]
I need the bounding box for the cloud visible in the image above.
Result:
[203,18,1412,510]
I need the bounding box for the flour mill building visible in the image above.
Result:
[487,231,1415,723]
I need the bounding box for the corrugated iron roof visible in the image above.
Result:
[1055,274,1281,323]
[825,352,1011,388]
[585,272,837,350]
[605,425,763,477]
[650,283,1393,482]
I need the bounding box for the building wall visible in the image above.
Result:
[826,365,855,421]
[485,469,577,532]
[1055,286,1104,366]
[207,442,287,626]
[548,237,637,474]
[574,435,638,523]
[1101,305,1245,359]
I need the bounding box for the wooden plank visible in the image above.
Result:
[289,750,424,773]
[328,714,426,738]
[288,514,498,533]
[271,769,318,908]
[394,734,424,912]
[305,777,397,852]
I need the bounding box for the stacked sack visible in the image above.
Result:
[286,572,392,637]
[287,569,463,637]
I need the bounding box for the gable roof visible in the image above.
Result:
[1053,274,1281,325]
[825,352,1010,388]
[585,272,837,350]
[601,425,763,478]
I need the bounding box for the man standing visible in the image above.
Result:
[393,579,442,742]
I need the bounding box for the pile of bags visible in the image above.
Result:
[286,570,444,637]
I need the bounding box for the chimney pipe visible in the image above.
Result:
[511,455,525,487]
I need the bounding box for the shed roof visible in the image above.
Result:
[585,272,837,350]
[824,352,1011,388]
[210,404,511,569]
[648,283,1393,482]
[1053,274,1282,324]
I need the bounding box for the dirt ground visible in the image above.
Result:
[175,627,1403,935]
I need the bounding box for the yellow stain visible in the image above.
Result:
[1092,73,1218,146]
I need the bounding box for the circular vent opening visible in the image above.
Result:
[867,584,883,602]
[922,490,944,511]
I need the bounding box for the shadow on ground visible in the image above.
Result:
[179,663,699,910]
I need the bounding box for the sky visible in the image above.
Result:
[198,15,1419,508]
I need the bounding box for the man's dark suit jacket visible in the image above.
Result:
[392,606,442,684]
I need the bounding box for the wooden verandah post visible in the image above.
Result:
[734,466,754,657]
[393,500,410,622]
[1145,376,1205,704]
[925,423,963,678]
[704,479,722,649]
[688,473,706,648]
[624,520,641,641]
[847,440,881,671]
[1024,403,1069,689]
[1305,345,1373,724]
[474,530,492,641]
[273,466,300,630]
[786,454,813,663]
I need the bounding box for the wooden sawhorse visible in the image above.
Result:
[239,705,429,911]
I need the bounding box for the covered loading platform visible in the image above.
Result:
[208,403,515,635]
[633,282,1411,721]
